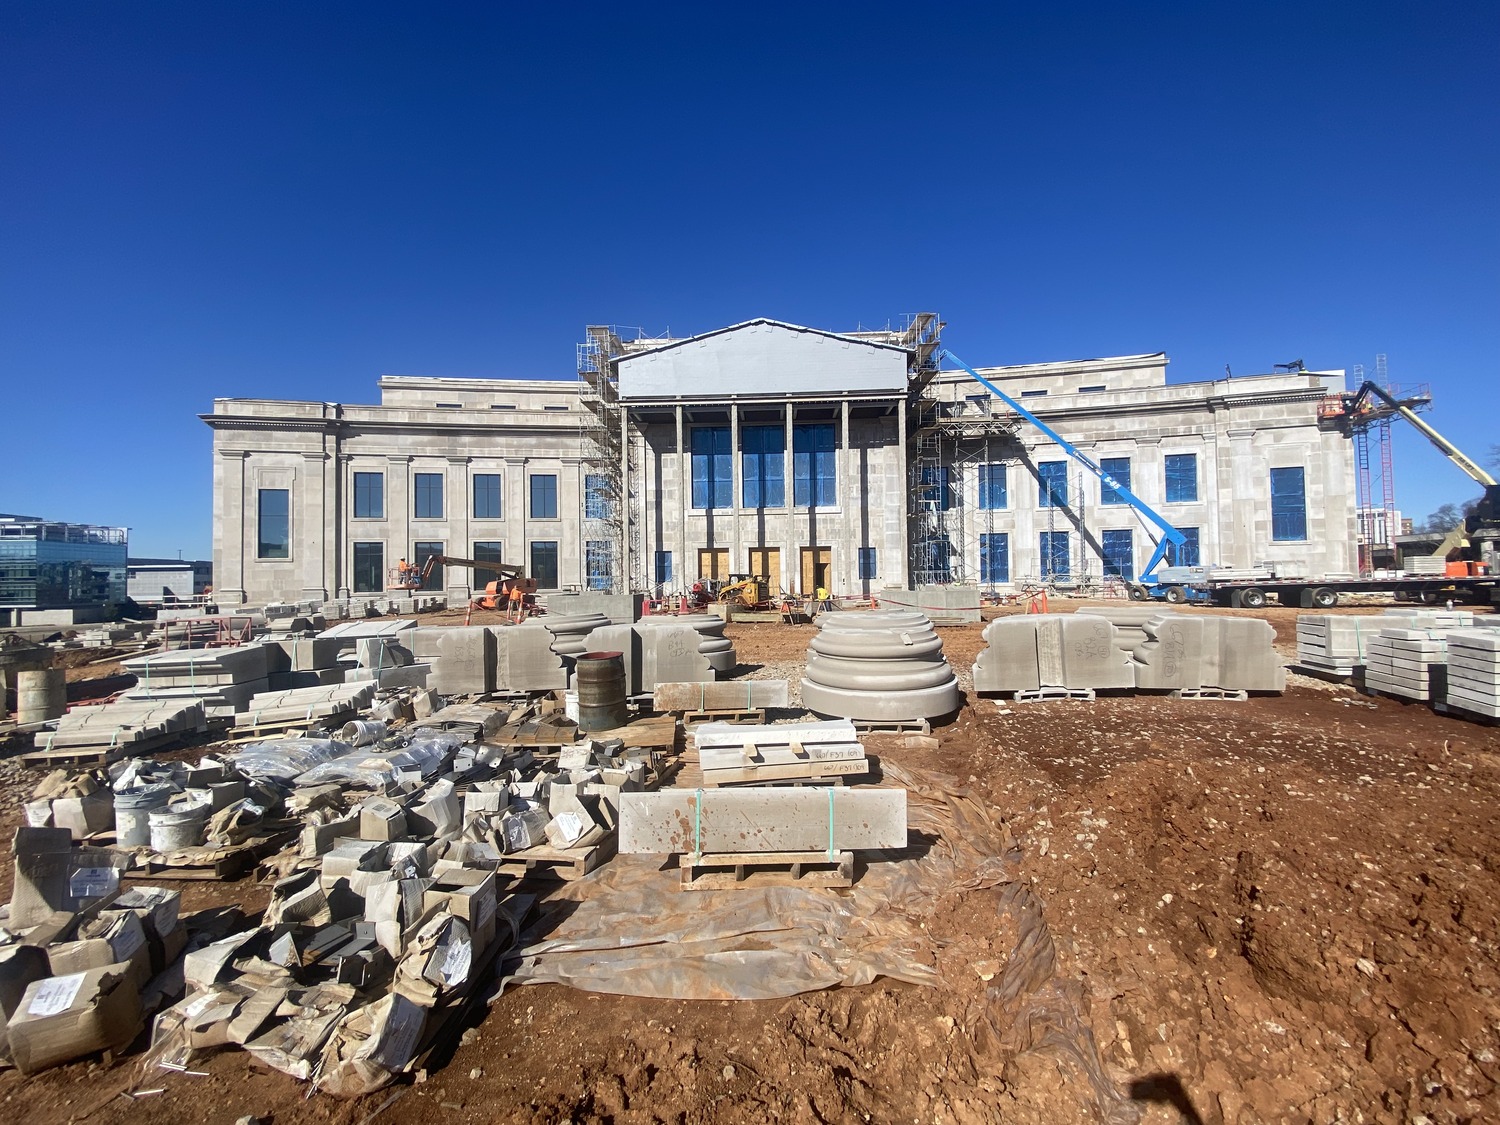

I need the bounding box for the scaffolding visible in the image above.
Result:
[576,326,632,594]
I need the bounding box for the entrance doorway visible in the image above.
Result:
[747,547,781,594]
[799,546,832,594]
[698,548,729,582]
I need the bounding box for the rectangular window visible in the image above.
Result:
[530,541,559,589]
[793,423,837,507]
[654,550,672,587]
[978,463,1008,510]
[1099,457,1131,506]
[473,473,502,519]
[472,541,504,589]
[1040,531,1070,578]
[1270,467,1307,541]
[584,474,613,520]
[413,473,444,519]
[413,541,444,588]
[1079,384,1107,393]
[857,547,877,580]
[1021,389,1048,397]
[257,489,290,559]
[691,427,732,510]
[1165,453,1198,503]
[1167,527,1201,567]
[1037,462,1068,508]
[585,541,613,590]
[980,532,1010,584]
[919,465,954,511]
[1101,528,1134,581]
[353,472,384,519]
[741,425,786,508]
[352,542,383,592]
[529,474,559,519]
[915,537,951,582]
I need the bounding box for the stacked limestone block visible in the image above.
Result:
[1444,631,1500,719]
[407,627,495,695]
[1296,610,1476,676]
[121,645,273,718]
[1132,616,1285,693]
[1364,629,1452,701]
[972,614,1134,695]
[802,610,960,721]
[634,615,737,673]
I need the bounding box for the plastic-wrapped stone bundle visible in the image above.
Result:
[635,615,737,673]
[801,610,960,721]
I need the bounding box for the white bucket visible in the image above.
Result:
[115,784,174,848]
[564,690,579,724]
[148,801,211,851]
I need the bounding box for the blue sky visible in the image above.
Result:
[3,1,1496,557]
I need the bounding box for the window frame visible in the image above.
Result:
[471,541,504,589]
[529,474,559,520]
[857,547,877,580]
[351,541,383,593]
[412,540,444,588]
[1037,461,1068,509]
[792,422,837,508]
[1101,528,1134,581]
[1270,466,1308,542]
[1164,453,1199,503]
[257,488,291,560]
[413,472,445,520]
[585,540,613,590]
[472,473,503,520]
[1039,530,1070,578]
[979,532,1010,584]
[1099,457,1131,506]
[691,427,733,510]
[530,540,560,589]
[977,463,1008,510]
[584,473,613,520]
[352,472,384,520]
[741,425,786,509]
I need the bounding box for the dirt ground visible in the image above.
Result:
[4,599,1500,1124]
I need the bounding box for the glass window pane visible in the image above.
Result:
[473,474,502,519]
[654,550,672,586]
[1168,527,1201,567]
[584,474,612,520]
[1101,528,1134,581]
[352,542,383,592]
[1040,531,1070,578]
[978,464,1008,510]
[1100,457,1130,506]
[353,472,384,519]
[257,489,290,559]
[585,541,612,590]
[472,541,504,589]
[1038,462,1068,508]
[413,473,444,519]
[1270,467,1307,541]
[529,475,558,519]
[530,541,559,588]
[857,547,877,580]
[980,532,1010,583]
[1165,454,1199,503]
[412,541,443,588]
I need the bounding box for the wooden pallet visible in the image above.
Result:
[590,714,680,752]
[680,849,854,891]
[494,832,617,881]
[1011,687,1096,705]
[683,708,766,727]
[1169,687,1250,702]
[490,716,579,749]
[222,712,357,745]
[135,829,298,881]
[700,758,867,787]
[852,717,931,735]
[21,743,130,768]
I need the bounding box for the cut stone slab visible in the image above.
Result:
[640,625,715,690]
[490,626,567,691]
[973,614,1133,694]
[619,788,906,854]
[693,719,859,748]
[655,680,789,712]
[407,627,495,695]
[635,616,736,673]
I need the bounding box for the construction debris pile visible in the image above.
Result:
[972,610,1285,701]
[2,702,675,1087]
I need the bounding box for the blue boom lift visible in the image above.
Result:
[940,350,1186,592]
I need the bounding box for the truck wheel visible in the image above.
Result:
[1310,587,1338,608]
[1241,588,1267,609]
[1164,586,1187,604]
[1127,585,1149,601]
[1420,589,1441,605]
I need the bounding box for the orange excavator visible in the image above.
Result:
[389,553,537,610]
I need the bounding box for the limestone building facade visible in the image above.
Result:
[203,317,1357,606]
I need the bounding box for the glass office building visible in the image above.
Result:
[0,514,129,625]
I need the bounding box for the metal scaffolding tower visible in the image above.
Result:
[576,326,634,593]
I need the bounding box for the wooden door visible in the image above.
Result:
[698,548,729,581]
[748,547,781,593]
[799,546,832,594]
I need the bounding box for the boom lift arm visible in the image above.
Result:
[939,350,1187,580]
[1349,382,1497,489]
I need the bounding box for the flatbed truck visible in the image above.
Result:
[1135,566,1498,608]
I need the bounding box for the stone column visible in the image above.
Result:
[620,406,632,592]
[448,455,470,600]
[729,401,741,574]
[784,406,797,591]
[895,403,908,589]
[840,398,851,590]
[676,404,688,581]
[300,451,330,601]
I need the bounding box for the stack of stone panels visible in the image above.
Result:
[32,698,207,753]
[1443,631,1500,719]
[1363,629,1452,701]
[234,682,377,729]
[1074,606,1178,654]
[121,645,274,719]
[1295,610,1476,676]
